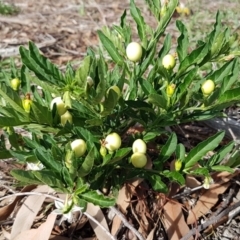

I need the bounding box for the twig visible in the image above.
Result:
[212,187,235,217]
[109,206,145,240]
[172,185,203,199]
[180,201,240,240]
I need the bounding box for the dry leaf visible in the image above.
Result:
[11,185,53,239]
[13,213,57,240]
[1,227,11,240]
[163,201,193,240]
[86,203,111,240]
[0,185,37,221]
[186,171,235,225]
[111,180,142,235]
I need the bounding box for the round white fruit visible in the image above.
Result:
[50,97,67,116]
[132,139,147,154]
[71,139,87,157]
[105,132,122,152]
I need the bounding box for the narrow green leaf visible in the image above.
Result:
[210,141,234,166]
[98,31,124,65]
[177,67,198,103]
[75,56,92,87]
[176,143,185,161]
[148,0,178,50]
[31,102,52,125]
[0,88,28,116]
[146,174,167,192]
[80,190,115,207]
[158,34,172,58]
[79,147,95,177]
[218,87,240,103]
[0,150,12,159]
[148,93,167,109]
[163,170,185,185]
[211,165,234,173]
[130,0,147,47]
[28,42,65,82]
[206,59,235,84]
[176,20,189,62]
[159,133,177,162]
[105,147,132,165]
[33,170,68,192]
[177,43,209,76]
[34,148,62,173]
[10,169,43,185]
[185,131,225,169]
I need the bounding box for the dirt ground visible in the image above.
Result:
[1,0,240,239]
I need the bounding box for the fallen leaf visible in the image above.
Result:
[0,185,37,221]
[86,203,111,240]
[11,185,53,239]
[163,200,193,240]
[13,213,57,240]
[111,180,142,235]
[187,171,235,225]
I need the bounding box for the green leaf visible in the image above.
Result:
[140,42,156,75]
[98,31,124,65]
[159,133,177,163]
[218,87,240,103]
[176,143,185,161]
[185,131,225,169]
[145,174,167,192]
[10,169,43,185]
[130,0,147,47]
[177,67,198,103]
[177,43,209,77]
[144,0,160,19]
[176,20,189,62]
[148,93,167,109]
[209,141,234,166]
[0,88,28,116]
[30,102,52,125]
[93,56,107,104]
[163,170,185,185]
[105,147,132,165]
[19,43,65,86]
[211,165,234,173]
[78,147,95,177]
[0,150,12,159]
[158,34,172,58]
[206,60,235,84]
[75,56,92,87]
[34,148,62,173]
[33,170,69,193]
[101,88,119,115]
[191,167,209,176]
[148,0,178,50]
[80,190,115,207]
[28,42,65,82]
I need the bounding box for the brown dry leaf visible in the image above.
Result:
[111,179,142,235]
[186,171,236,225]
[86,203,111,240]
[163,200,193,240]
[11,185,53,239]
[13,213,57,240]
[0,185,37,221]
[185,175,202,188]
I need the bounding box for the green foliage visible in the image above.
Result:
[0,0,239,209]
